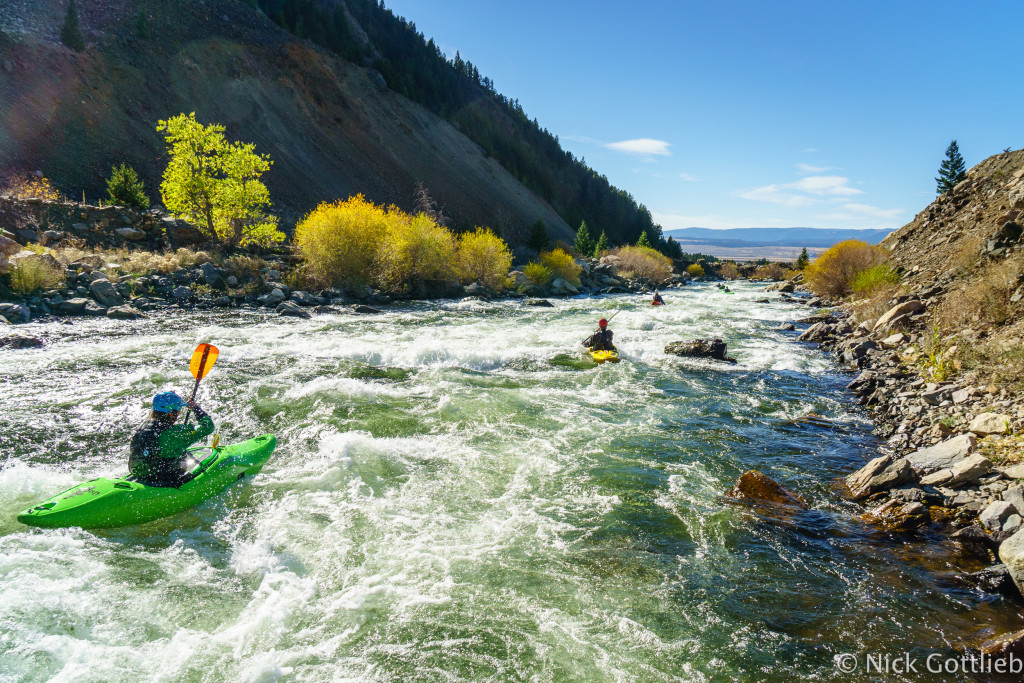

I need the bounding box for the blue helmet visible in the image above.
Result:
[153,391,186,413]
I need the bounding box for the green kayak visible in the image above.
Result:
[17,434,276,530]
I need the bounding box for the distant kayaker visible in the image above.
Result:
[652,290,664,305]
[583,318,616,352]
[129,391,214,487]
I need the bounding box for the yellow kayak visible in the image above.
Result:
[589,349,620,363]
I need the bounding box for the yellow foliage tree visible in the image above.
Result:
[457,227,512,290]
[805,240,885,298]
[294,195,390,288]
[687,263,705,278]
[538,247,582,286]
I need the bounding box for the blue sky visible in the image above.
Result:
[381,1,1023,232]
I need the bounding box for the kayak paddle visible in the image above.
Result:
[183,343,219,424]
[579,308,622,345]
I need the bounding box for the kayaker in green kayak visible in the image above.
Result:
[129,391,214,487]
[582,318,617,352]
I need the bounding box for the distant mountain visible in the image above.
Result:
[664,227,893,248]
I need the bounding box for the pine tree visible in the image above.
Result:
[61,0,85,52]
[106,164,150,209]
[795,247,809,270]
[935,140,967,195]
[637,230,652,249]
[574,220,595,257]
[593,230,609,257]
[527,219,550,252]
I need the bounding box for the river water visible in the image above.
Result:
[0,283,1019,682]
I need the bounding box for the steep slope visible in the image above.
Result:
[0,0,573,242]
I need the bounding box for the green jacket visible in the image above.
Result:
[129,406,215,485]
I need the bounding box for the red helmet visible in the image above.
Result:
[598,318,608,327]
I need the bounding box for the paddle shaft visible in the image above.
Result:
[182,345,213,425]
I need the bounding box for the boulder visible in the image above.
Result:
[952,525,998,558]
[1002,465,1024,480]
[83,300,107,316]
[905,434,977,474]
[998,528,1024,596]
[199,262,223,288]
[212,296,232,307]
[352,305,382,314]
[873,300,924,331]
[69,255,106,272]
[115,227,146,241]
[957,565,1016,596]
[257,288,286,307]
[864,499,929,531]
[881,332,907,347]
[289,290,321,307]
[981,500,1020,531]
[0,302,31,324]
[664,339,737,363]
[920,454,993,488]
[225,275,239,288]
[105,305,143,321]
[968,412,1011,436]
[0,335,43,349]
[88,278,125,308]
[776,322,796,331]
[845,455,914,500]
[524,299,554,307]
[765,281,796,292]
[509,270,529,289]
[171,285,194,301]
[1005,486,1024,512]
[549,278,580,296]
[797,322,832,341]
[55,298,90,315]
[726,470,808,510]
[276,301,312,319]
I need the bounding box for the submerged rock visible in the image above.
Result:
[276,301,312,319]
[524,299,554,307]
[352,305,382,314]
[726,470,808,510]
[106,305,143,321]
[0,335,43,349]
[665,339,737,363]
[864,499,930,531]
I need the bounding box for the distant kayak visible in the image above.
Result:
[589,349,620,364]
[650,301,664,306]
[17,435,277,529]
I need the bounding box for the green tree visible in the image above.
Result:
[156,112,284,247]
[795,247,809,270]
[636,230,652,249]
[935,140,967,195]
[60,0,85,52]
[593,230,609,257]
[106,164,150,209]
[664,236,683,260]
[574,220,595,258]
[527,218,551,252]
[135,10,148,39]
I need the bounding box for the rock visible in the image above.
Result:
[765,281,795,292]
[880,332,907,347]
[978,628,1024,659]
[1003,465,1024,480]
[958,565,1017,596]
[265,281,291,296]
[257,288,286,307]
[289,290,320,306]
[873,300,924,331]
[171,285,194,301]
[920,454,993,487]
[88,278,125,308]
[352,305,382,314]
[55,298,89,315]
[797,322,832,341]
[115,227,146,241]
[212,296,232,307]
[888,487,927,503]
[509,270,529,288]
[968,412,1012,436]
[776,323,796,331]
[164,219,205,247]
[1003,485,1024,512]
[0,302,31,324]
[276,301,312,319]
[664,339,737,363]
[865,499,929,531]
[998,528,1024,596]
[906,434,977,474]
[726,470,808,509]
[1006,515,1024,534]
[952,525,997,558]
[981,500,1020,531]
[225,275,239,288]
[199,262,223,288]
[105,305,143,321]
[83,300,107,316]
[524,299,554,307]
[548,278,579,296]
[846,455,914,500]
[0,335,43,349]
[951,389,971,404]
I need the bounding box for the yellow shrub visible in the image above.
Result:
[538,247,582,286]
[294,194,391,288]
[805,240,885,299]
[9,256,63,293]
[611,246,673,282]
[719,262,741,280]
[2,173,62,201]
[753,263,786,280]
[524,262,552,285]
[686,263,704,278]
[457,227,512,290]
[377,212,457,290]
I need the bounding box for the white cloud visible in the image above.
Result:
[797,163,835,174]
[843,203,904,219]
[737,185,816,207]
[605,138,672,156]
[679,173,701,182]
[738,175,862,207]
[790,176,862,196]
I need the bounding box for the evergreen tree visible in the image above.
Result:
[593,230,609,257]
[106,164,150,209]
[636,230,652,249]
[795,247,809,270]
[135,9,148,39]
[574,220,595,257]
[527,219,551,252]
[60,0,85,52]
[664,236,684,260]
[935,140,967,195]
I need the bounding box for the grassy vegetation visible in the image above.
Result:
[938,253,1023,330]
[8,257,63,294]
[805,240,886,299]
[718,262,741,280]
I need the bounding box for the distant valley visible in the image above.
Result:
[664,227,894,261]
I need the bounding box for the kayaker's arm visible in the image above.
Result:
[157,405,215,457]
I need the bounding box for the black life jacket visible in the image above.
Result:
[129,421,186,486]
[589,328,614,350]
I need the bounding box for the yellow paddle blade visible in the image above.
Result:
[189,343,219,380]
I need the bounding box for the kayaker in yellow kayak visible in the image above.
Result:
[582,318,617,352]
[129,391,214,487]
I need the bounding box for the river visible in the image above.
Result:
[0,283,1018,681]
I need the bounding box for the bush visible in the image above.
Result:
[294,195,391,288]
[718,262,741,280]
[9,256,63,293]
[753,263,786,280]
[377,212,457,290]
[851,264,899,296]
[524,262,552,286]
[538,247,582,286]
[612,246,673,283]
[457,227,512,290]
[805,240,885,299]
[106,164,150,209]
[937,254,1022,331]
[2,173,62,201]
[686,263,704,278]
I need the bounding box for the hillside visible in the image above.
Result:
[0,0,575,243]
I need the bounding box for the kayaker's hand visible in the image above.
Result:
[185,399,199,410]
